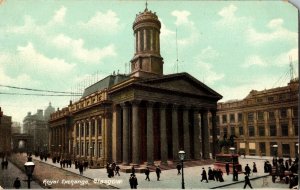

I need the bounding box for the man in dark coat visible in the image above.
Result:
[145,167,150,181]
[243,174,253,189]
[78,162,83,175]
[156,166,161,181]
[129,174,134,189]
[245,164,251,176]
[201,168,208,183]
[115,165,120,176]
[133,174,138,189]
[13,177,21,189]
[176,163,182,175]
[208,167,214,180]
[225,163,230,175]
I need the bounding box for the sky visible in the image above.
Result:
[0,0,298,124]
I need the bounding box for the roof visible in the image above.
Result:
[82,74,129,98]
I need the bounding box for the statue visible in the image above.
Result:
[218,133,237,154]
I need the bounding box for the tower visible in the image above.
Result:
[130,3,164,78]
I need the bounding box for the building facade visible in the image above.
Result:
[0,107,12,156]
[23,103,55,153]
[49,6,222,167]
[214,79,299,158]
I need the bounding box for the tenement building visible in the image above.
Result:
[215,78,298,158]
[49,6,222,167]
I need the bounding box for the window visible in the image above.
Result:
[81,125,84,136]
[238,113,243,122]
[216,116,220,124]
[259,142,266,156]
[230,126,235,136]
[248,126,255,137]
[223,127,228,136]
[86,142,89,156]
[257,98,263,103]
[76,124,79,137]
[81,142,84,155]
[239,126,244,136]
[247,112,254,122]
[280,109,287,118]
[281,124,288,136]
[269,111,275,120]
[92,142,95,157]
[216,127,220,136]
[222,115,227,124]
[98,119,102,136]
[282,144,290,158]
[268,96,274,102]
[294,123,298,136]
[257,111,264,121]
[92,121,95,136]
[270,125,277,136]
[86,123,89,136]
[293,107,298,118]
[230,114,235,123]
[258,125,265,136]
[279,94,286,100]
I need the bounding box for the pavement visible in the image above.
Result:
[27,154,289,189]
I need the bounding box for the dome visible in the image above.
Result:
[133,8,161,30]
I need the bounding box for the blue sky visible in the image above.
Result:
[0,0,298,123]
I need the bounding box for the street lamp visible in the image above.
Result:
[178,150,185,189]
[58,144,62,158]
[272,144,278,158]
[24,156,35,189]
[229,147,236,181]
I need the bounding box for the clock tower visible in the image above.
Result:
[130,4,164,78]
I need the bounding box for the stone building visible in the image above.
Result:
[214,78,298,158]
[49,6,222,167]
[0,107,12,156]
[23,103,55,153]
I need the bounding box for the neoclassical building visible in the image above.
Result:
[49,6,222,167]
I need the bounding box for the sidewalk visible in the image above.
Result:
[30,155,273,189]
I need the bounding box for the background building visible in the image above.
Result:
[22,103,55,153]
[0,107,12,157]
[214,78,298,158]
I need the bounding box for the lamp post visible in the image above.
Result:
[178,150,185,189]
[58,144,62,159]
[272,144,278,158]
[229,147,236,181]
[24,156,35,189]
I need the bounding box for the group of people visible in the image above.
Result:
[1,159,8,170]
[106,162,121,178]
[201,167,224,183]
[128,165,162,188]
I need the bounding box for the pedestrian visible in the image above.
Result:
[131,165,135,175]
[155,166,161,181]
[60,160,63,168]
[225,163,230,175]
[13,177,21,189]
[252,162,257,173]
[233,168,238,181]
[115,165,120,176]
[244,164,251,176]
[213,169,219,181]
[218,169,224,182]
[176,163,181,175]
[145,167,150,181]
[79,162,83,175]
[133,174,138,189]
[208,167,214,181]
[243,174,253,189]
[129,174,134,189]
[201,168,208,183]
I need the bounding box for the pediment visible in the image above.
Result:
[140,73,222,99]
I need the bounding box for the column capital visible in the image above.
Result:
[131,100,142,106]
[159,102,168,108]
[172,103,179,110]
[147,101,155,107]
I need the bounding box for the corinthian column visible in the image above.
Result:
[211,110,217,159]
[122,104,129,165]
[193,110,201,159]
[132,101,140,165]
[172,104,179,161]
[160,103,168,165]
[183,107,190,160]
[201,110,210,159]
[147,102,154,165]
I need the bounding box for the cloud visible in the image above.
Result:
[191,47,224,85]
[246,18,297,46]
[78,10,121,33]
[243,55,268,68]
[274,48,298,67]
[49,6,67,25]
[52,34,117,63]
[171,10,199,46]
